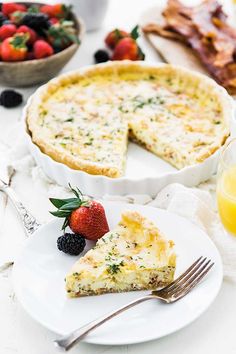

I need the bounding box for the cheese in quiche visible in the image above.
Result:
[66,210,176,297]
[27,62,232,178]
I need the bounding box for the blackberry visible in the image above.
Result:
[0,12,7,26]
[21,13,50,34]
[2,20,12,25]
[94,49,110,64]
[57,233,86,256]
[0,90,23,108]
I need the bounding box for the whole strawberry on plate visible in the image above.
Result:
[49,185,109,241]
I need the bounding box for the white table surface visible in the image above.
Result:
[1,0,236,353]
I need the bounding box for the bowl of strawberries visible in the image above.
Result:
[0,2,84,86]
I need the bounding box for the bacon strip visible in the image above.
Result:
[143,0,236,93]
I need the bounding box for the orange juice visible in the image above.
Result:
[217,164,236,235]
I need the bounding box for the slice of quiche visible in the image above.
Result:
[66,211,176,297]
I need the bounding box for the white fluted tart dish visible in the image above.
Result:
[23,61,235,196]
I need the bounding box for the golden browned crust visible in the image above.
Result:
[67,269,175,297]
[26,61,233,177]
[69,284,165,297]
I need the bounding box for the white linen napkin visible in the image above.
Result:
[1,127,236,282]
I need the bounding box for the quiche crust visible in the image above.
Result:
[66,210,176,297]
[26,61,232,177]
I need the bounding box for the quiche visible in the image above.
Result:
[66,210,176,297]
[26,61,232,178]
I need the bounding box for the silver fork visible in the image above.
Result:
[54,256,214,352]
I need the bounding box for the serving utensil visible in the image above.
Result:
[0,177,41,236]
[0,177,41,271]
[54,256,214,351]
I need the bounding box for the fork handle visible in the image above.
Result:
[1,183,41,236]
[54,294,156,351]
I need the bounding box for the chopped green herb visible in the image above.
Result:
[118,105,129,113]
[40,109,48,116]
[107,261,124,274]
[85,137,94,146]
[149,75,155,80]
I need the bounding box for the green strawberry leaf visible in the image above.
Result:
[27,5,39,13]
[130,25,140,40]
[50,210,71,218]
[62,217,69,231]
[67,33,80,44]
[49,185,89,225]
[115,29,123,40]
[48,24,80,48]
[138,46,145,60]
[62,4,72,19]
[11,33,29,49]
[68,183,83,199]
[49,197,77,208]
[58,200,82,211]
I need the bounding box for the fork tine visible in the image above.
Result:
[172,262,214,301]
[166,258,210,296]
[158,256,202,291]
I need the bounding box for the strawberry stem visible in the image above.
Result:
[49,184,90,231]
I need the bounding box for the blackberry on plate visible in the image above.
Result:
[94,49,110,64]
[0,90,23,108]
[21,13,50,34]
[57,233,86,256]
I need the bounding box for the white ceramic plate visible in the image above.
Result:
[13,202,222,345]
[22,62,236,197]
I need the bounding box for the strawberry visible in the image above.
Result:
[50,17,59,25]
[2,3,27,16]
[1,33,28,61]
[68,201,109,240]
[47,21,79,50]
[16,25,37,45]
[49,185,109,240]
[105,29,129,49]
[40,4,70,19]
[33,39,54,59]
[0,24,17,40]
[112,37,145,61]
[40,4,55,18]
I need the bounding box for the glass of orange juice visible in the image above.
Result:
[217,138,236,236]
